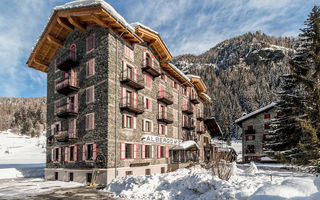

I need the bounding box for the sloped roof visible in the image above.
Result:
[204,117,223,137]
[235,102,277,125]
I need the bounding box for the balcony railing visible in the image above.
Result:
[196,112,204,121]
[55,77,79,95]
[182,119,195,130]
[120,97,144,114]
[56,50,79,71]
[120,70,144,90]
[157,91,173,105]
[157,112,173,124]
[190,95,200,104]
[182,103,194,114]
[142,61,161,77]
[245,129,256,135]
[56,103,78,118]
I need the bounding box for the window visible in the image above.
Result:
[70,44,76,60]
[86,34,94,52]
[157,146,168,158]
[144,97,152,111]
[246,135,255,141]
[247,125,253,130]
[247,145,255,153]
[55,172,59,180]
[264,113,270,119]
[82,143,97,161]
[55,58,60,72]
[87,173,92,183]
[161,73,167,82]
[69,146,75,161]
[126,143,133,159]
[145,145,151,158]
[69,173,73,182]
[146,53,152,67]
[145,75,152,89]
[124,46,134,60]
[51,122,61,135]
[86,86,94,103]
[86,113,94,130]
[145,121,151,132]
[145,169,151,175]
[68,119,76,138]
[264,124,270,129]
[161,167,165,174]
[160,146,165,158]
[87,144,93,160]
[86,59,95,77]
[55,148,59,161]
[122,114,136,129]
[52,147,61,162]
[182,87,187,95]
[159,124,166,135]
[126,171,133,176]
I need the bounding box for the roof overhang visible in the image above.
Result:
[189,76,207,93]
[27,4,142,73]
[133,25,172,62]
[161,63,192,87]
[199,93,211,103]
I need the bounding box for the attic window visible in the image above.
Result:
[146,53,152,66]
[86,34,95,52]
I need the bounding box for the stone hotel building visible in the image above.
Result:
[26,0,212,184]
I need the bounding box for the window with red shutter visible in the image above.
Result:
[264,124,270,129]
[86,86,94,104]
[86,34,95,52]
[86,113,94,130]
[264,114,271,119]
[247,125,253,130]
[86,59,95,77]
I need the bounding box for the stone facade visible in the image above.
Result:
[46,25,211,184]
[235,104,277,163]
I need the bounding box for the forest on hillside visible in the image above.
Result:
[173,31,296,138]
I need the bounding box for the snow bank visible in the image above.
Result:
[105,167,235,200]
[105,164,319,200]
[246,162,259,174]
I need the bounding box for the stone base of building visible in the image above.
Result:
[45,164,168,185]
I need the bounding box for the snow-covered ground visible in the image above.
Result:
[231,139,242,162]
[0,130,46,164]
[0,178,83,199]
[105,163,320,200]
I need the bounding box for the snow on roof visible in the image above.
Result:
[186,74,208,90]
[54,0,140,38]
[171,140,199,150]
[201,92,212,101]
[130,22,159,34]
[235,102,277,124]
[168,63,192,85]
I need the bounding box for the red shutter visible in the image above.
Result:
[93,143,97,161]
[253,135,255,140]
[120,143,126,159]
[158,146,161,158]
[122,114,127,128]
[246,136,249,141]
[158,124,162,135]
[133,144,137,159]
[82,144,86,161]
[165,125,167,136]
[133,116,137,129]
[151,145,154,158]
[64,147,68,162]
[74,94,78,112]
[152,56,155,67]
[122,87,126,105]
[166,146,169,158]
[142,119,145,131]
[51,148,54,162]
[133,92,137,107]
[74,145,78,161]
[143,49,146,67]
[141,145,145,159]
[151,121,153,133]
[133,68,137,82]
[51,124,55,136]
[92,113,94,129]
[58,148,62,162]
[122,60,127,79]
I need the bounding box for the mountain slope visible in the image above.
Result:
[173,31,296,138]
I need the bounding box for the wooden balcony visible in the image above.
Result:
[190,95,200,104]
[142,63,161,77]
[120,97,144,114]
[56,103,78,118]
[157,112,173,124]
[54,130,68,142]
[157,91,173,105]
[55,77,79,95]
[56,50,79,71]
[120,70,144,90]
[182,119,195,130]
[182,103,194,114]
[245,130,256,135]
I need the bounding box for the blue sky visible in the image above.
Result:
[0,0,319,97]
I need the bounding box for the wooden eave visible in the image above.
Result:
[135,27,172,62]
[190,77,206,93]
[199,93,211,103]
[27,5,142,73]
[161,63,192,87]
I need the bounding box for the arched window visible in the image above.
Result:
[146,53,152,67]
[70,44,76,60]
